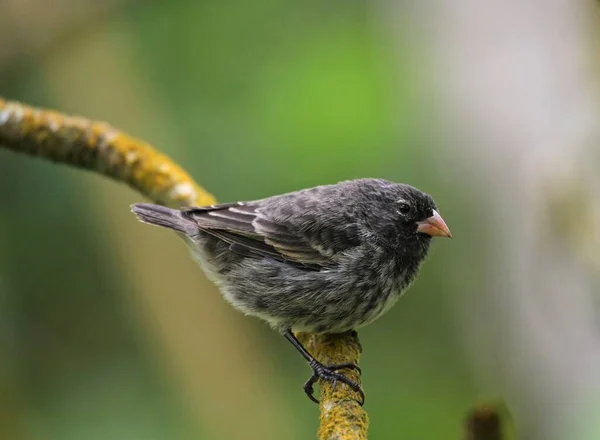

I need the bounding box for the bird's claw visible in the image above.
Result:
[303,362,365,406]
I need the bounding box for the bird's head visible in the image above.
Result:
[362,181,451,256]
[395,185,451,239]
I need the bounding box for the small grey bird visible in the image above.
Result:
[131,178,451,404]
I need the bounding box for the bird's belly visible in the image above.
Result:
[289,278,406,334]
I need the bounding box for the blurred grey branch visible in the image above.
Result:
[380,0,600,438]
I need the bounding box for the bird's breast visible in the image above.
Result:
[353,256,421,328]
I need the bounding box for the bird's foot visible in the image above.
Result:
[303,361,365,406]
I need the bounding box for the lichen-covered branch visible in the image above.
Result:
[0,96,368,439]
[0,97,215,208]
[297,331,369,440]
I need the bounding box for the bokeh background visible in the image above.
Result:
[1,1,599,439]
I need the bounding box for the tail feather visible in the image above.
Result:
[131,203,196,235]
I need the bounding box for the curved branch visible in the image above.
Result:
[0,97,215,208]
[0,96,368,439]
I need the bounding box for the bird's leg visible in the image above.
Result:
[283,330,365,405]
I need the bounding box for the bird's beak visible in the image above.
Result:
[416,210,452,238]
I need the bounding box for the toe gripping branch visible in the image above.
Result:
[285,330,365,406]
[304,361,364,405]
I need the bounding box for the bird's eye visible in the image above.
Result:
[397,202,411,215]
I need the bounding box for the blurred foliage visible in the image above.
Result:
[0,1,486,439]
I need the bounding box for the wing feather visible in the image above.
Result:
[183,198,360,270]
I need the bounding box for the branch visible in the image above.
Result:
[464,402,505,440]
[297,331,369,440]
[0,97,215,208]
[0,97,368,439]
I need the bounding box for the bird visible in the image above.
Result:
[131,178,451,405]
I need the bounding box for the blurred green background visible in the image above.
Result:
[0,1,490,439]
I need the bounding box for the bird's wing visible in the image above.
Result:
[183,200,361,270]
